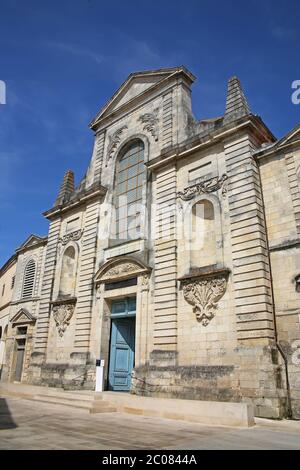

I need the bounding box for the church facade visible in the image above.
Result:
[1,66,300,419]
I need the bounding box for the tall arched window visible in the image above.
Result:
[22,259,36,299]
[190,200,217,268]
[59,246,76,297]
[114,140,145,241]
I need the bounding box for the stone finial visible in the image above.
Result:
[224,76,251,122]
[54,170,75,206]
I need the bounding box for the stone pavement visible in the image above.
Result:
[0,396,299,450]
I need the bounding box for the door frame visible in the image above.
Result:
[108,297,136,391]
[14,337,26,382]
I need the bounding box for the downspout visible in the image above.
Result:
[254,154,293,419]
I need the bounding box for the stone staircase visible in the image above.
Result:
[0,382,255,426]
[0,383,116,413]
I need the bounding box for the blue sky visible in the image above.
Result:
[0,0,299,266]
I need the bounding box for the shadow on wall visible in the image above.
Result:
[0,398,17,430]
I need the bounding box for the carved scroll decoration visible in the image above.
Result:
[138,108,159,141]
[58,229,83,246]
[107,125,128,160]
[182,276,227,326]
[177,174,228,201]
[52,303,75,337]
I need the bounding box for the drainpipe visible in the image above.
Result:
[254,154,293,419]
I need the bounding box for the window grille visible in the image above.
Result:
[115,140,145,241]
[22,260,36,299]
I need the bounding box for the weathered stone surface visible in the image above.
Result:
[1,67,300,420]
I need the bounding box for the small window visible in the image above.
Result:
[1,284,5,296]
[17,326,27,336]
[11,276,15,290]
[22,260,36,299]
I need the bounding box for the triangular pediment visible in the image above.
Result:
[90,66,195,127]
[94,256,151,283]
[16,234,47,252]
[276,124,300,149]
[10,308,36,325]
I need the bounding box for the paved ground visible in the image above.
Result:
[0,396,300,450]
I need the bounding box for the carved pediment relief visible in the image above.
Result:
[95,257,151,284]
[10,308,36,325]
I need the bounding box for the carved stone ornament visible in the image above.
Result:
[102,263,139,280]
[52,303,75,337]
[138,108,159,141]
[182,276,227,326]
[177,174,228,201]
[140,273,150,290]
[58,229,83,245]
[107,125,128,160]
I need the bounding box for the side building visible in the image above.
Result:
[1,235,47,383]
[0,254,17,379]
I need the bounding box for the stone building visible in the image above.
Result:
[0,253,16,379]
[1,235,47,382]
[1,66,300,419]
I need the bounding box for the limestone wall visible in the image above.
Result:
[259,144,300,418]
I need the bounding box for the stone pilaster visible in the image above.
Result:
[153,163,178,358]
[162,91,173,149]
[34,218,61,353]
[73,200,100,352]
[225,133,274,341]
[284,154,300,234]
[94,131,106,184]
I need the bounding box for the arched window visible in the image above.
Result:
[114,140,145,241]
[22,259,36,299]
[190,200,217,268]
[59,246,76,297]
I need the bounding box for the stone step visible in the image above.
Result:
[30,395,93,409]
[89,402,117,414]
[32,390,96,402]
[31,394,117,413]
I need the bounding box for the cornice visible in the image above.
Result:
[43,183,107,220]
[178,266,231,282]
[146,115,272,172]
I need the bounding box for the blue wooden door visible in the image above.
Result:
[108,298,136,391]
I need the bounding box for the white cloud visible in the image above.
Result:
[45,41,104,65]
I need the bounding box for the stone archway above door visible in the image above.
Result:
[94,256,151,284]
